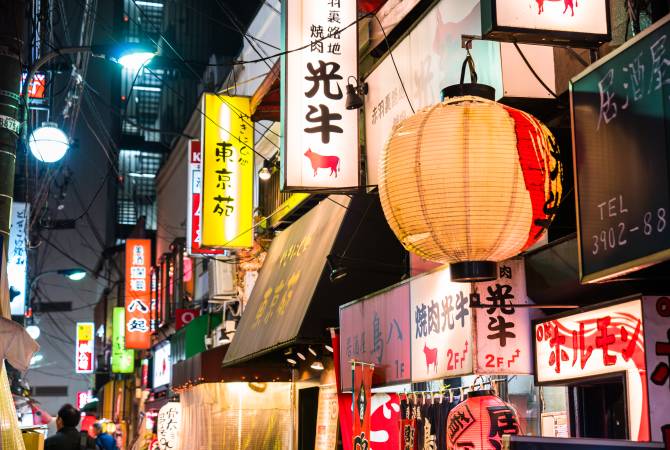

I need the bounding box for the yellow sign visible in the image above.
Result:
[77,322,93,341]
[201,94,254,248]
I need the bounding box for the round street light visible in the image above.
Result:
[117,51,155,71]
[57,268,87,281]
[28,123,69,163]
[26,325,40,340]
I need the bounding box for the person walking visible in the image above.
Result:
[44,404,95,450]
[93,422,118,450]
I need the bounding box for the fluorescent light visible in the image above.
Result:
[132,85,161,92]
[128,172,156,178]
[135,0,163,7]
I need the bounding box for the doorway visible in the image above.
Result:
[298,386,319,450]
[570,376,627,439]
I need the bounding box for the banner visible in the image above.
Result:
[125,239,152,349]
[314,384,339,450]
[175,309,199,330]
[201,94,254,248]
[282,0,359,190]
[75,322,94,374]
[112,307,135,373]
[352,363,373,450]
[8,202,29,316]
[186,140,225,256]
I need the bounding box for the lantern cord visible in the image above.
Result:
[372,13,415,114]
[512,41,559,99]
[460,42,478,85]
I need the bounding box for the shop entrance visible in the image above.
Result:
[298,387,319,450]
[570,376,627,439]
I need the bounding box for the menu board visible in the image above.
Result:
[571,15,670,282]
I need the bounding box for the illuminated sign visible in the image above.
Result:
[76,390,93,409]
[157,402,181,450]
[201,94,254,248]
[281,0,359,190]
[152,341,171,388]
[125,239,152,349]
[481,0,610,45]
[186,140,224,256]
[112,307,135,373]
[534,298,649,441]
[20,72,47,99]
[8,202,29,316]
[75,322,94,374]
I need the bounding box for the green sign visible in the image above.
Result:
[112,307,135,373]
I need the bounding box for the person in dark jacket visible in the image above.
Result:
[44,404,95,450]
[93,421,118,450]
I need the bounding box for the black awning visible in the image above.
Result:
[223,194,407,367]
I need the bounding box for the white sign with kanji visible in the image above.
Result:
[282,0,359,190]
[643,296,670,443]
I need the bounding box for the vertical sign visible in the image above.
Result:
[410,267,474,381]
[472,259,533,374]
[643,296,670,443]
[75,322,94,374]
[76,390,93,409]
[282,0,359,190]
[314,384,339,450]
[125,239,152,349]
[201,94,254,248]
[186,140,224,256]
[352,363,373,450]
[152,341,172,388]
[112,307,135,373]
[8,202,29,316]
[534,299,649,441]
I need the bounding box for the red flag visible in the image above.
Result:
[353,362,373,450]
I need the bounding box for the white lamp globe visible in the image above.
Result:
[117,51,155,71]
[29,123,69,163]
[26,325,40,339]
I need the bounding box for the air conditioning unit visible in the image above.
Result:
[208,259,237,300]
[212,318,238,347]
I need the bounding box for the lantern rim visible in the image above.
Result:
[465,389,496,398]
[450,261,497,283]
[441,83,495,100]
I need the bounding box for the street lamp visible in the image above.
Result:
[21,43,157,158]
[29,268,88,293]
[28,122,70,163]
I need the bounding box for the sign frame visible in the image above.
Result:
[280,0,361,192]
[481,0,611,47]
[570,14,670,283]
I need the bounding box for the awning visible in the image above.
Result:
[223,194,407,367]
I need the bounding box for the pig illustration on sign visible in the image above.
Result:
[304,148,340,177]
[535,0,577,16]
[423,343,438,373]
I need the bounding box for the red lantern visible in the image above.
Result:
[446,390,522,450]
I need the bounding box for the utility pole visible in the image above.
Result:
[0,0,25,243]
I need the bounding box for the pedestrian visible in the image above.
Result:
[93,421,119,450]
[44,404,96,450]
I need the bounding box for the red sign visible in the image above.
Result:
[76,390,93,409]
[21,72,46,99]
[353,363,373,450]
[175,309,199,330]
[340,283,410,390]
[187,140,225,256]
[75,322,94,374]
[125,239,152,349]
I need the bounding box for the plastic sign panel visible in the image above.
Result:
[175,308,199,330]
[481,0,610,45]
[410,266,474,381]
[186,140,224,256]
[152,341,171,388]
[112,307,135,373]
[281,0,359,190]
[75,322,94,374]
[534,298,649,441]
[642,296,670,443]
[201,94,254,248]
[472,259,533,374]
[76,390,93,410]
[125,239,152,349]
[314,384,339,450]
[8,202,29,316]
[20,72,47,99]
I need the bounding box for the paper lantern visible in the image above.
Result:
[378,95,562,281]
[157,402,181,450]
[446,390,522,450]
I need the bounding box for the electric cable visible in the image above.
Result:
[512,41,559,99]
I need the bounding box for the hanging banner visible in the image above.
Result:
[112,307,135,373]
[186,140,225,256]
[125,239,152,349]
[534,298,649,441]
[472,259,534,374]
[201,94,254,248]
[339,283,411,390]
[352,363,373,450]
[314,384,339,450]
[175,308,200,330]
[8,202,29,316]
[410,267,474,382]
[642,296,670,443]
[281,0,359,191]
[75,322,94,374]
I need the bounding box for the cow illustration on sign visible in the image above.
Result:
[423,343,438,372]
[305,148,341,177]
[535,0,577,16]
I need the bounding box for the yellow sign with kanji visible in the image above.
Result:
[201,94,254,248]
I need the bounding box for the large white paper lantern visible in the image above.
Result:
[157,402,181,450]
[378,95,562,281]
